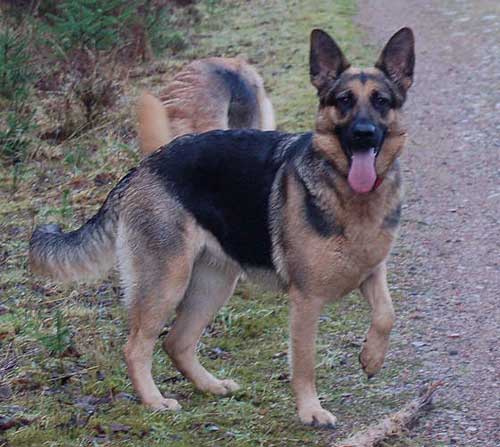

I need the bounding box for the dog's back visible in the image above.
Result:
[137,57,275,155]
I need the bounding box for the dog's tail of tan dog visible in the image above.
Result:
[137,92,171,156]
[29,173,134,282]
[136,57,276,156]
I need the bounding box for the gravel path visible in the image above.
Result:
[357,0,499,445]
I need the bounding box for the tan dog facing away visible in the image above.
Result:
[30,28,414,428]
[137,57,276,155]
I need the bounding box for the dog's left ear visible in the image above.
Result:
[310,29,350,92]
[375,27,415,94]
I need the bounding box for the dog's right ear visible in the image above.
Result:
[310,29,350,92]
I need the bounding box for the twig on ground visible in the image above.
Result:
[48,365,99,382]
[333,381,443,447]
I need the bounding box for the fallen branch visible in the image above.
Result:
[333,381,443,447]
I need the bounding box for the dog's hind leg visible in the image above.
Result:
[120,224,195,411]
[358,262,395,378]
[123,260,192,411]
[163,259,240,396]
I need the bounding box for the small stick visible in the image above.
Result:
[48,365,99,382]
[333,381,443,447]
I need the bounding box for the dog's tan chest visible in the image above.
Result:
[282,178,398,298]
[342,221,395,270]
[296,225,393,298]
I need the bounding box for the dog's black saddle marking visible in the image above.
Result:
[148,130,312,268]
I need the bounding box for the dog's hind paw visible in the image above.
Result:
[202,378,240,396]
[219,379,241,394]
[298,406,337,429]
[148,397,182,412]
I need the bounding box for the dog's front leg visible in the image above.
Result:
[359,262,395,377]
[289,286,337,428]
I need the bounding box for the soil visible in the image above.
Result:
[357,0,499,445]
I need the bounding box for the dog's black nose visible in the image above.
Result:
[352,122,376,139]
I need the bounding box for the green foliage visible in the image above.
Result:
[42,0,185,58]
[0,0,201,164]
[63,144,88,170]
[205,0,222,14]
[147,16,186,55]
[0,109,33,162]
[46,0,135,53]
[0,26,32,100]
[59,189,73,219]
[37,309,73,357]
[0,26,34,162]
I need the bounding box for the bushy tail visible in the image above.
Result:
[29,172,133,283]
[136,91,171,156]
[259,94,276,131]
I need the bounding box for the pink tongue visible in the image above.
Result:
[348,148,377,193]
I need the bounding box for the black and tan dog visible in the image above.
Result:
[137,57,276,156]
[30,28,414,427]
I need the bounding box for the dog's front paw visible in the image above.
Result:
[147,397,182,412]
[298,405,337,428]
[359,335,389,378]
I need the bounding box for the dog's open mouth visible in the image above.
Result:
[347,147,378,194]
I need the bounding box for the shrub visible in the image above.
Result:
[0,26,32,101]
[66,50,122,124]
[0,0,199,156]
[0,109,33,162]
[41,0,183,60]
[45,0,136,54]
[37,49,123,143]
[0,26,34,162]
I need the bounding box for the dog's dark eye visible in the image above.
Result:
[372,92,391,112]
[338,95,351,105]
[336,94,353,108]
[376,96,389,106]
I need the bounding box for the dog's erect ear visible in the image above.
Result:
[375,27,415,93]
[310,29,350,92]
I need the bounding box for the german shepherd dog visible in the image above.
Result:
[30,28,414,427]
[136,57,276,156]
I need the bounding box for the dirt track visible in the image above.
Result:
[357,0,499,445]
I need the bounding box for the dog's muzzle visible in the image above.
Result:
[350,120,384,154]
[345,120,385,194]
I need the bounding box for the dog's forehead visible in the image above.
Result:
[338,67,389,96]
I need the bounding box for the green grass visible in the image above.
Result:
[0,1,424,446]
